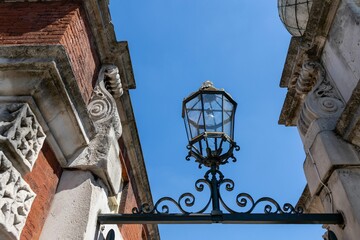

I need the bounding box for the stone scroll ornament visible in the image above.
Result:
[294,61,319,95]
[298,61,345,136]
[0,151,36,240]
[0,103,46,174]
[68,65,123,195]
[87,65,123,137]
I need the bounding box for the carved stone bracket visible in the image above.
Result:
[0,151,36,240]
[68,65,123,195]
[294,61,321,95]
[298,62,345,140]
[87,65,123,138]
[0,103,46,174]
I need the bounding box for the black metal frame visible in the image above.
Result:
[98,82,344,231]
[98,165,344,225]
[98,213,343,225]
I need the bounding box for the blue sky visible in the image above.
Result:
[110,1,325,239]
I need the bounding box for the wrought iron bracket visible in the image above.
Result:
[98,166,344,226]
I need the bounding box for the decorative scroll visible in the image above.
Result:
[69,65,124,195]
[298,62,345,136]
[295,61,320,95]
[185,133,240,169]
[132,168,303,215]
[0,151,36,239]
[88,65,123,138]
[0,103,46,173]
[133,180,212,215]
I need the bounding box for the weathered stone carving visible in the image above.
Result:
[0,103,46,173]
[103,65,124,98]
[298,62,345,136]
[68,65,123,195]
[88,65,122,138]
[0,151,36,240]
[295,61,320,95]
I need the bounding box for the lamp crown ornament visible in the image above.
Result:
[200,80,215,90]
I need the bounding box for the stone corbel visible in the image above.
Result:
[297,61,345,148]
[294,61,321,96]
[67,65,123,195]
[0,151,36,240]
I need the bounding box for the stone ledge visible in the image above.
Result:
[278,0,341,125]
[304,131,360,196]
[0,45,96,165]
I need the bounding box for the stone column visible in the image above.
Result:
[40,65,124,240]
[296,61,360,239]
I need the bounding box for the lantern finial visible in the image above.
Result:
[201,81,214,90]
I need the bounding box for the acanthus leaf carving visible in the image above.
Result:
[0,151,36,240]
[0,103,46,174]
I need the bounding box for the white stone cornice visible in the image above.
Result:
[0,45,96,166]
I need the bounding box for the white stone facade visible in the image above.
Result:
[279,0,360,239]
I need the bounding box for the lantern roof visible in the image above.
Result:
[182,81,236,118]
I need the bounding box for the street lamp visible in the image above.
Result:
[182,81,239,168]
[98,82,344,232]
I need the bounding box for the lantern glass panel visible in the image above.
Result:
[185,95,204,140]
[223,96,235,138]
[202,93,223,133]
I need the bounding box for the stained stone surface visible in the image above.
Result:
[0,103,45,173]
[68,65,123,195]
[0,151,36,240]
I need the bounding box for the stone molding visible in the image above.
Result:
[81,0,136,90]
[0,45,96,166]
[0,151,36,240]
[68,65,123,195]
[0,103,45,174]
[278,0,342,125]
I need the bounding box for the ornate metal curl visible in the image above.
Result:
[217,174,303,214]
[131,167,303,216]
[185,133,240,169]
[132,177,212,214]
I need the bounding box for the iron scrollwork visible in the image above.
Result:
[132,166,303,215]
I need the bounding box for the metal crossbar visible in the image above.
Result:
[98,213,344,225]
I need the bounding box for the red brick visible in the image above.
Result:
[118,140,149,240]
[0,1,99,103]
[119,181,146,240]
[21,143,62,240]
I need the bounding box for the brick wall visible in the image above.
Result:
[119,139,149,240]
[59,4,99,102]
[0,1,151,239]
[119,181,146,240]
[21,143,62,240]
[0,1,99,103]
